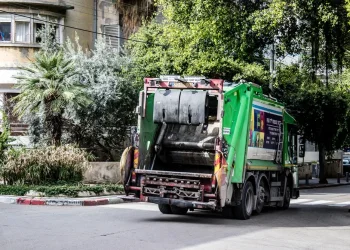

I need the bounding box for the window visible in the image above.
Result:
[0,14,11,42]
[0,13,63,44]
[15,15,31,43]
[34,22,45,43]
[104,24,121,50]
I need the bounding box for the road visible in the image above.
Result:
[0,185,349,250]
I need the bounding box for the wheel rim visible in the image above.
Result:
[257,185,265,210]
[258,185,265,203]
[245,187,254,214]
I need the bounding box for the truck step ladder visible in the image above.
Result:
[275,123,284,164]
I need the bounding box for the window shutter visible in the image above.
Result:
[104,24,120,50]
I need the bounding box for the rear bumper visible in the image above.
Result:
[141,196,217,210]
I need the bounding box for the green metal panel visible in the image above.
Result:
[223,82,298,183]
[223,84,253,183]
[138,93,158,169]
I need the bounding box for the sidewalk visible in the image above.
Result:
[299,177,350,189]
[0,194,139,206]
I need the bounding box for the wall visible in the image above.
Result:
[64,0,95,50]
[83,162,121,184]
[64,0,120,50]
[325,160,343,178]
[298,164,313,180]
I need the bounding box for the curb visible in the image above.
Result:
[299,182,350,190]
[0,195,138,207]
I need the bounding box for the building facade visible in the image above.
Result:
[0,0,123,145]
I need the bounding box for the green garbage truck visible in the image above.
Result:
[121,76,302,220]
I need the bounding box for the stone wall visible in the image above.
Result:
[83,162,121,184]
[325,160,343,178]
[298,164,313,180]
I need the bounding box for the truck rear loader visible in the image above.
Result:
[121,76,302,220]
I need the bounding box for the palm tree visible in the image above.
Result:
[13,50,90,146]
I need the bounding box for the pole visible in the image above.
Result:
[269,43,275,90]
[93,0,98,47]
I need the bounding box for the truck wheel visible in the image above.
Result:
[255,180,267,214]
[282,186,291,210]
[234,181,254,220]
[171,206,188,215]
[158,204,173,214]
[222,205,235,219]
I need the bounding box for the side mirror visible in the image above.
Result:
[299,136,305,158]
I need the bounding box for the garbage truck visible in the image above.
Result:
[121,76,303,220]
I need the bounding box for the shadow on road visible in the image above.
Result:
[140,205,350,228]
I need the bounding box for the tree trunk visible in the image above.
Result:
[51,113,63,146]
[318,144,328,184]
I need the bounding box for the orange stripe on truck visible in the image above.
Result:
[134,149,139,168]
[212,152,221,188]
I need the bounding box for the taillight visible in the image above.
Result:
[131,171,137,184]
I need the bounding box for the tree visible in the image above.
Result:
[13,50,90,146]
[64,38,138,160]
[0,111,14,167]
[274,65,350,183]
[127,0,271,86]
[112,0,157,37]
[253,1,350,182]
[252,0,350,82]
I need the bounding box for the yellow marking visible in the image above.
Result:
[247,165,280,171]
[134,149,139,169]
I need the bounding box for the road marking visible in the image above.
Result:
[301,200,332,205]
[101,202,159,211]
[290,199,313,204]
[328,202,350,207]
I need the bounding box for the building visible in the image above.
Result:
[0,0,125,145]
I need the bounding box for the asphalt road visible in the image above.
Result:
[1,186,349,250]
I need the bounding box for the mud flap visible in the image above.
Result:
[120,147,135,195]
[217,167,228,207]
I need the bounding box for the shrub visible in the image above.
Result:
[0,184,124,197]
[0,111,14,168]
[1,145,92,185]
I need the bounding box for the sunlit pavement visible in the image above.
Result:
[0,186,349,250]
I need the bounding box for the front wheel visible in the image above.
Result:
[233,181,254,220]
[282,186,291,210]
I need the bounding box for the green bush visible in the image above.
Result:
[0,184,124,197]
[1,145,92,185]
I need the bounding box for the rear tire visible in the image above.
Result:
[233,181,254,220]
[222,205,235,219]
[171,206,188,215]
[158,204,173,214]
[282,186,291,210]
